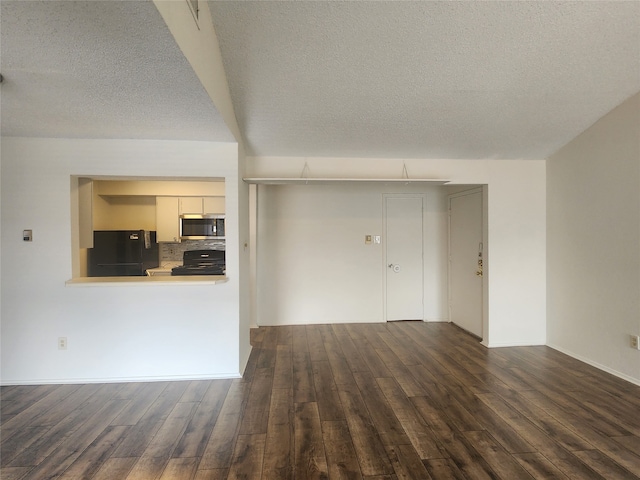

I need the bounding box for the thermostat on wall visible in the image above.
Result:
[23,229,32,242]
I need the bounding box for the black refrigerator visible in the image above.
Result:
[88,230,160,277]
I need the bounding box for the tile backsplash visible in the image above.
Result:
[160,240,225,263]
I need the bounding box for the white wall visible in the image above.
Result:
[249,156,546,347]
[256,183,448,325]
[1,137,243,384]
[547,93,640,385]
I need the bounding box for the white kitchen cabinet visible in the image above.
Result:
[179,197,224,215]
[156,197,180,242]
[203,196,224,214]
[179,197,204,215]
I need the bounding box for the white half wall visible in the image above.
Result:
[249,156,546,347]
[1,137,242,384]
[547,93,640,385]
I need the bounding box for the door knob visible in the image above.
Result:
[388,264,401,273]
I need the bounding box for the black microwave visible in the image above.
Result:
[180,215,225,240]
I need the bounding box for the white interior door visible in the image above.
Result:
[449,190,483,337]
[385,195,424,321]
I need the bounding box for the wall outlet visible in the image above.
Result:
[58,337,67,350]
[631,335,640,350]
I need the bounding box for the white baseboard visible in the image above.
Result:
[485,341,546,348]
[546,343,640,387]
[256,319,387,326]
[1,372,242,386]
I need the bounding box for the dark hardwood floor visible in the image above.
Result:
[2,322,640,479]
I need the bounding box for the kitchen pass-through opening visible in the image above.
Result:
[70,176,225,280]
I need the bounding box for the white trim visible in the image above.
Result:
[243,177,449,186]
[256,319,387,327]
[547,343,640,387]
[484,341,546,348]
[1,373,242,386]
[65,276,228,287]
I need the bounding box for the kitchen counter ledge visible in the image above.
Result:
[65,275,228,287]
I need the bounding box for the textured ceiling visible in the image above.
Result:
[1,1,638,160]
[209,1,640,159]
[0,0,235,142]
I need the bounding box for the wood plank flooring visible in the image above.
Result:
[2,322,640,479]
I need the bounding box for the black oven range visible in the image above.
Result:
[171,250,225,276]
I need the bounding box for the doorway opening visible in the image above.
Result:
[448,187,485,340]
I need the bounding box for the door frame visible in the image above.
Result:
[447,187,486,340]
[382,193,426,322]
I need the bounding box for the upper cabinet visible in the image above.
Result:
[157,196,225,242]
[179,197,204,215]
[156,197,181,242]
[179,197,225,215]
[203,197,225,215]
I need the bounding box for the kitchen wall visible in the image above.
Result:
[90,179,227,263]
[249,156,546,348]
[91,179,225,232]
[1,137,245,384]
[93,195,157,231]
[547,92,640,385]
